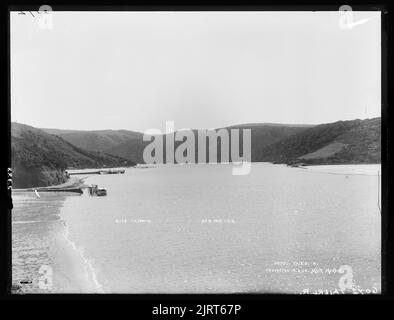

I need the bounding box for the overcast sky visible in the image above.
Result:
[11,11,381,132]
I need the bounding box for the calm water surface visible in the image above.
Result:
[58,163,381,293]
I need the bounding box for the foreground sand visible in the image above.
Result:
[12,190,100,294]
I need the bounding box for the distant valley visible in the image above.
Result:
[41,123,313,164]
[41,118,381,166]
[11,117,381,188]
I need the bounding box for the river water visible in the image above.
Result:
[62,163,381,293]
[12,163,381,294]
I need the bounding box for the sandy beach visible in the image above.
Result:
[11,176,99,294]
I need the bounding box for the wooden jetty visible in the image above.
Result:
[68,171,101,175]
[36,188,83,194]
[68,169,125,175]
[13,187,83,194]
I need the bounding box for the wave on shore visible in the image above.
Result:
[12,191,103,293]
[62,221,105,293]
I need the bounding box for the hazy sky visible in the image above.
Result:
[11,11,381,132]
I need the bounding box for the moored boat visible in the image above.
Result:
[96,188,107,196]
[88,184,107,196]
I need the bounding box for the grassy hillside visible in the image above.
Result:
[102,124,311,163]
[41,128,143,153]
[12,123,136,188]
[258,118,381,165]
[33,118,381,168]
[224,124,313,162]
[106,138,148,164]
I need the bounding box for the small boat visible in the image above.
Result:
[96,188,107,196]
[107,169,125,174]
[88,184,107,196]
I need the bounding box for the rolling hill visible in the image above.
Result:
[12,123,136,188]
[14,117,380,188]
[41,128,143,153]
[47,124,313,163]
[41,119,381,165]
[222,123,314,162]
[258,117,381,165]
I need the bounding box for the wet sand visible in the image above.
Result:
[11,190,98,294]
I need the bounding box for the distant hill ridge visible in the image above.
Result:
[13,117,381,187]
[41,127,143,153]
[42,118,380,165]
[43,123,312,163]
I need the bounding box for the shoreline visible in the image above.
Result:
[52,218,105,293]
[12,176,88,192]
[58,173,107,293]
[12,162,381,192]
[11,175,101,294]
